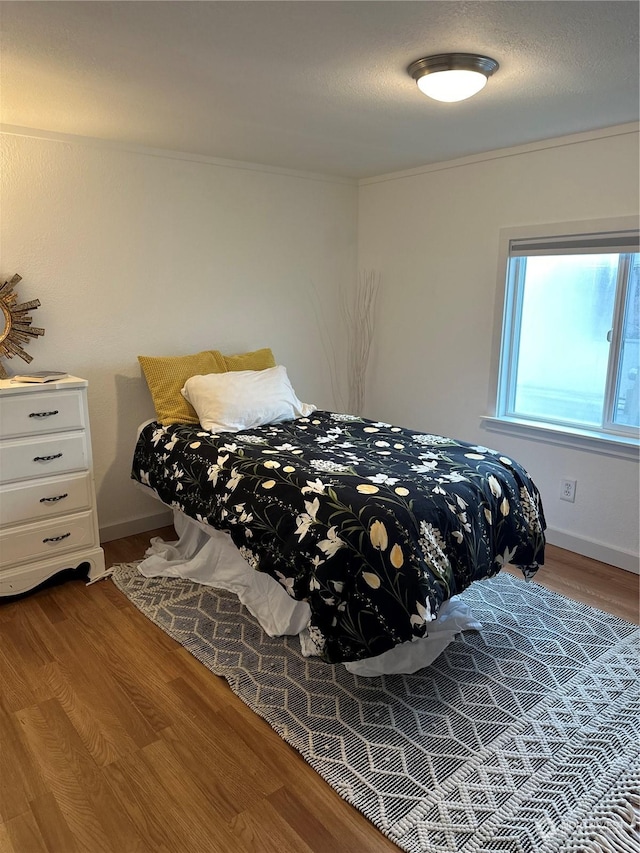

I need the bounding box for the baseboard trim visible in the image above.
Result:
[100,509,174,544]
[545,527,639,575]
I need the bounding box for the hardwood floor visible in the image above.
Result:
[0,530,637,853]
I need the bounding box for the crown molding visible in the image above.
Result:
[359,122,640,186]
[0,124,357,186]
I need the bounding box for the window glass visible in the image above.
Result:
[496,223,640,445]
[512,255,617,426]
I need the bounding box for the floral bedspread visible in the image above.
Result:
[132,411,546,663]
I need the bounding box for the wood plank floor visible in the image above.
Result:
[0,530,637,853]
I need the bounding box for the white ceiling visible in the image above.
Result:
[1,1,638,179]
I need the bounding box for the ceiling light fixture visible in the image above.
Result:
[408,53,499,103]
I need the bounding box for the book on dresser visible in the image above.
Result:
[0,375,107,595]
[12,370,69,383]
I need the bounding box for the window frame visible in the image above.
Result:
[485,216,640,459]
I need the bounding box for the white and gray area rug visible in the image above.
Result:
[111,565,640,853]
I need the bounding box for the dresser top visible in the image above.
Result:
[0,376,87,395]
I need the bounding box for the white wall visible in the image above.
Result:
[3,125,638,571]
[1,131,358,539]
[358,126,640,572]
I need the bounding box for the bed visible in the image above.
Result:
[131,398,546,672]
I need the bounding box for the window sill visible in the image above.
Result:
[480,416,640,461]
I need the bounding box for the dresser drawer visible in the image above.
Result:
[0,510,97,569]
[0,433,88,484]
[0,472,92,527]
[0,390,85,438]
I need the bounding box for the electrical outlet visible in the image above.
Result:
[560,479,577,503]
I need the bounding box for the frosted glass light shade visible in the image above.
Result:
[408,54,499,104]
[416,69,488,102]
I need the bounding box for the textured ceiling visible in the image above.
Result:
[1,1,638,178]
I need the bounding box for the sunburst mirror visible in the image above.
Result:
[0,274,45,379]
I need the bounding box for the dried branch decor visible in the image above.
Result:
[310,271,380,416]
[343,270,380,416]
[0,274,45,379]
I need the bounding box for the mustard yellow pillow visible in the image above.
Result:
[222,347,276,372]
[138,350,227,425]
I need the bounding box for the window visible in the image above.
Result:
[495,221,639,446]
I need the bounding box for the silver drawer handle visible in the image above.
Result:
[43,533,71,543]
[33,453,63,462]
[29,410,59,418]
[40,493,68,503]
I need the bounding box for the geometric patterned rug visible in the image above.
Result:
[111,565,640,853]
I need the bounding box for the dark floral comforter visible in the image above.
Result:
[132,411,546,664]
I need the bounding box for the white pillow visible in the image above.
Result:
[181,365,317,433]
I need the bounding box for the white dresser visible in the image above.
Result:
[0,376,105,595]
